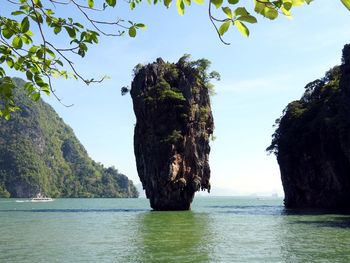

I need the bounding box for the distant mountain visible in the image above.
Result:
[0,78,138,198]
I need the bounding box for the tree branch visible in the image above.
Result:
[46,42,106,85]
[208,0,230,45]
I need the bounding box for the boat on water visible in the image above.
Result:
[30,193,53,202]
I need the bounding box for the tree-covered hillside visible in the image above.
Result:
[0,78,138,198]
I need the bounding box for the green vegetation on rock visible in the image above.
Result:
[267,65,342,155]
[267,44,350,208]
[0,78,138,198]
[131,56,219,147]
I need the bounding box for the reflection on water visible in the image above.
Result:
[2,198,350,262]
[123,211,213,263]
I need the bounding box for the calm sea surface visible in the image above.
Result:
[1,197,350,262]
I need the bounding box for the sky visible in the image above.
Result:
[3,0,350,196]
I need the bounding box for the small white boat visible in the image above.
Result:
[30,193,53,202]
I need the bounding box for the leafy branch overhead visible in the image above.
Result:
[1,0,350,120]
[0,0,146,120]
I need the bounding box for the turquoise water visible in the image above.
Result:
[1,197,350,262]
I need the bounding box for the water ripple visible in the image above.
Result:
[206,205,285,215]
[0,208,149,213]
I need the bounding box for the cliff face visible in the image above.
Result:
[268,44,350,209]
[0,78,138,198]
[130,57,216,210]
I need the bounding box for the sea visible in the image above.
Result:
[1,197,350,263]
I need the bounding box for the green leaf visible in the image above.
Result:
[235,20,249,37]
[237,15,257,23]
[34,75,45,86]
[184,0,191,6]
[211,0,223,8]
[41,88,50,96]
[74,22,84,29]
[234,7,249,17]
[2,29,13,39]
[176,0,185,15]
[281,6,292,16]
[26,70,33,81]
[45,9,54,15]
[40,83,50,95]
[341,0,350,11]
[46,48,56,58]
[130,1,136,9]
[64,26,76,38]
[30,11,43,23]
[11,10,25,16]
[29,46,39,53]
[106,0,117,7]
[128,26,136,37]
[222,7,232,19]
[88,0,94,8]
[54,27,61,34]
[21,17,30,33]
[273,0,283,8]
[17,56,25,66]
[0,67,5,78]
[264,8,278,19]
[6,58,13,69]
[36,48,44,58]
[32,92,41,101]
[20,4,30,12]
[291,0,304,6]
[193,0,204,4]
[254,1,266,14]
[26,30,34,37]
[218,21,231,36]
[56,60,63,67]
[135,23,146,29]
[164,0,172,7]
[283,0,293,10]
[24,82,35,94]
[12,36,23,49]
[21,34,32,44]
[228,0,239,4]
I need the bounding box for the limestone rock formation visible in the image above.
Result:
[130,56,216,210]
[268,44,350,209]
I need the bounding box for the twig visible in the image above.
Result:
[46,42,106,85]
[208,0,230,45]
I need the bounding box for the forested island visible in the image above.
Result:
[0,78,138,198]
[268,44,350,209]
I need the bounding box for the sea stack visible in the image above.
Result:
[268,44,350,209]
[130,56,217,210]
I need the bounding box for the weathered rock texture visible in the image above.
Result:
[268,44,350,209]
[130,57,215,210]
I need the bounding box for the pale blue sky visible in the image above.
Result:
[4,0,350,195]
